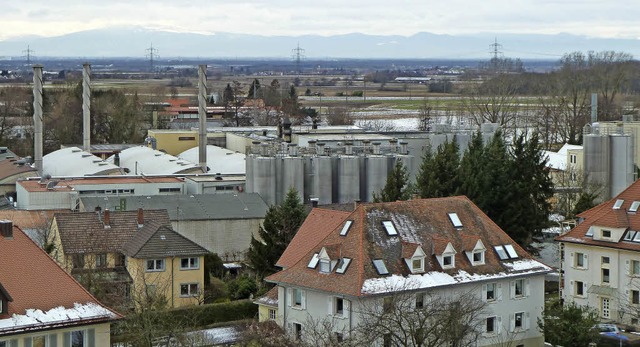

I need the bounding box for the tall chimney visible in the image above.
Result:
[137,208,144,228]
[103,209,111,228]
[82,63,91,152]
[32,65,44,177]
[591,93,598,124]
[198,64,208,173]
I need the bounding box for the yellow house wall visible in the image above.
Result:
[47,220,68,270]
[146,130,199,156]
[257,304,277,322]
[0,322,111,347]
[126,255,205,308]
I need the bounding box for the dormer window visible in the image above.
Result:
[0,283,12,315]
[317,247,336,273]
[435,242,456,270]
[319,259,331,273]
[472,251,484,263]
[412,257,424,272]
[442,255,453,267]
[404,244,426,274]
[465,239,486,266]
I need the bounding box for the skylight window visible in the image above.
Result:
[448,212,463,228]
[382,221,398,236]
[494,246,509,260]
[614,199,624,210]
[372,259,389,275]
[336,258,352,274]
[624,231,636,241]
[340,220,353,236]
[633,232,640,243]
[585,227,594,237]
[504,244,518,259]
[307,253,320,269]
[631,201,640,213]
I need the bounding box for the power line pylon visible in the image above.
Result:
[146,43,159,72]
[489,37,503,71]
[22,45,35,65]
[291,43,305,74]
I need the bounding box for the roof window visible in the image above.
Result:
[504,244,518,259]
[335,258,352,274]
[630,201,640,213]
[448,212,463,228]
[613,199,624,209]
[372,259,389,275]
[494,245,509,260]
[624,230,636,241]
[382,221,398,236]
[307,253,320,269]
[340,220,353,236]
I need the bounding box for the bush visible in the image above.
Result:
[228,276,258,300]
[351,90,363,97]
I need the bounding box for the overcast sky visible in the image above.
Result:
[3,0,639,40]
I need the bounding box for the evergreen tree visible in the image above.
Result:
[457,131,485,201]
[415,145,436,198]
[247,78,261,99]
[247,188,307,279]
[573,190,597,216]
[373,159,410,202]
[416,139,460,198]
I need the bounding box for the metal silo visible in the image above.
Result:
[250,155,277,206]
[583,134,611,199]
[338,154,360,203]
[365,154,388,202]
[311,155,334,205]
[610,134,634,198]
[277,155,304,204]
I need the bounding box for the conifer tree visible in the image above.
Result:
[373,159,410,202]
[247,188,306,279]
[416,139,460,198]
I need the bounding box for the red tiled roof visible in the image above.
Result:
[276,208,351,269]
[461,234,482,251]
[0,225,119,319]
[18,176,183,192]
[401,241,420,259]
[267,196,544,297]
[0,160,36,180]
[557,180,640,250]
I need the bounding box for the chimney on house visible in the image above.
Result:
[137,208,144,228]
[103,209,111,228]
[0,220,13,239]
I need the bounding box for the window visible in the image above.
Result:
[416,293,425,308]
[602,256,610,264]
[473,251,483,263]
[575,253,586,268]
[448,212,463,228]
[486,283,496,301]
[0,299,3,314]
[602,230,612,238]
[486,316,497,333]
[576,281,584,296]
[373,259,389,275]
[180,283,199,297]
[632,260,640,275]
[443,255,453,267]
[412,257,424,272]
[504,244,518,259]
[179,136,196,141]
[146,259,165,272]
[293,323,302,340]
[115,253,126,267]
[96,253,107,268]
[335,297,344,315]
[614,199,624,209]
[570,154,577,164]
[340,220,353,236]
[514,312,524,329]
[494,245,509,260]
[180,257,199,270]
[293,288,304,308]
[268,309,276,320]
[382,221,398,236]
[632,290,640,305]
[602,268,610,284]
[71,330,84,347]
[32,336,46,347]
[514,279,525,298]
[319,259,331,273]
[72,254,85,269]
[307,253,320,268]
[145,284,157,298]
[335,258,352,274]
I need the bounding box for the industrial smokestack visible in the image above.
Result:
[32,65,43,177]
[591,93,598,124]
[198,64,208,173]
[82,63,91,152]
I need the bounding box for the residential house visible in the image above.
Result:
[47,209,208,309]
[266,197,551,346]
[0,220,120,346]
[557,179,640,326]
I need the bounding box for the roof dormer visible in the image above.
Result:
[434,241,457,270]
[402,242,426,274]
[0,282,13,316]
[317,246,340,274]
[464,239,486,266]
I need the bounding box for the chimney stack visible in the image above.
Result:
[32,65,44,177]
[137,208,144,228]
[0,220,13,239]
[82,63,91,152]
[103,209,111,228]
[198,64,208,173]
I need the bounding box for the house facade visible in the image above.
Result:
[266,197,551,346]
[557,180,640,325]
[0,221,119,346]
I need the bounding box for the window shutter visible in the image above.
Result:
[9,340,18,347]
[482,284,487,301]
[584,254,589,269]
[287,288,292,307]
[63,332,70,347]
[87,328,95,347]
[24,338,32,347]
[510,314,515,332]
[301,290,306,309]
[627,289,631,302]
[584,282,588,296]
[510,281,515,299]
[49,334,57,347]
[570,281,574,295]
[497,283,503,301]
[626,260,631,275]
[525,312,530,329]
[525,279,531,297]
[496,316,502,333]
[344,300,350,319]
[328,296,333,315]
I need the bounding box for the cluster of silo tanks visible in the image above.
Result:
[246,139,413,206]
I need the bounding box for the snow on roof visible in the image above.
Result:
[557,143,582,156]
[178,145,246,175]
[188,326,240,345]
[223,262,243,269]
[0,302,118,333]
[43,147,122,177]
[107,146,201,175]
[543,151,566,171]
[361,259,551,295]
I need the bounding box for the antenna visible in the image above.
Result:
[291,43,305,74]
[489,37,503,71]
[145,43,159,72]
[22,45,35,65]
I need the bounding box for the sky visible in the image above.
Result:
[2,0,640,41]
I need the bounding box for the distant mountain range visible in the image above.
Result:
[0,26,638,60]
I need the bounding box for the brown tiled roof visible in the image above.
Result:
[54,210,171,254]
[123,219,209,258]
[431,235,451,255]
[254,286,278,307]
[557,179,640,250]
[0,210,65,230]
[0,225,119,319]
[401,241,421,259]
[461,234,482,251]
[0,160,36,180]
[267,196,547,297]
[276,208,351,269]
[18,176,183,192]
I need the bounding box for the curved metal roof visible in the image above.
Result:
[178,145,246,175]
[107,146,201,175]
[43,147,122,177]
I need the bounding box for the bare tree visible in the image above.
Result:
[325,107,355,126]
[462,74,521,136]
